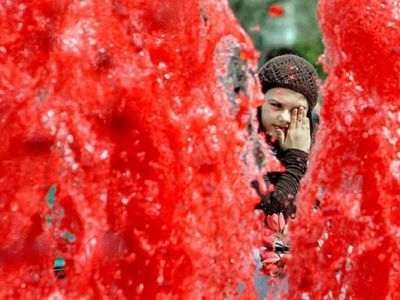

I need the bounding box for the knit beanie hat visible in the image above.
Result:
[258,54,319,108]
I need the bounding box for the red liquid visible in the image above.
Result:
[267,5,285,19]
[0,0,268,298]
[288,0,400,299]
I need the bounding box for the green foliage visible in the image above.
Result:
[229,0,326,78]
[293,38,326,79]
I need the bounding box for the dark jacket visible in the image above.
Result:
[252,141,308,220]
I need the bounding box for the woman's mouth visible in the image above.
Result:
[274,125,288,134]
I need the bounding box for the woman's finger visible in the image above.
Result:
[289,108,298,130]
[276,128,285,148]
[302,113,308,129]
[304,117,310,130]
[297,107,304,128]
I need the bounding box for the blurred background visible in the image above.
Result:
[229,0,325,79]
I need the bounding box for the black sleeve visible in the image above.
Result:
[252,149,308,219]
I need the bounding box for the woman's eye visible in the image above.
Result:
[271,103,281,108]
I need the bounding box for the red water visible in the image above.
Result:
[267,5,285,19]
[0,0,269,298]
[3,0,399,299]
[288,0,400,299]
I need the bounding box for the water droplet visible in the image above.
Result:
[137,152,145,161]
[355,85,363,91]
[344,115,352,125]
[100,193,108,202]
[390,160,400,181]
[85,144,94,153]
[347,245,353,254]
[11,202,19,212]
[137,283,144,294]
[158,62,167,70]
[157,276,164,284]
[47,110,55,118]
[100,150,108,160]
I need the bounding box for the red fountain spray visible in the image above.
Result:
[288,0,400,299]
[0,0,274,298]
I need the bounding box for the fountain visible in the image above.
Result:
[287,0,400,298]
[0,0,267,298]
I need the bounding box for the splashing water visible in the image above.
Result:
[5,0,399,298]
[287,0,400,299]
[0,0,271,298]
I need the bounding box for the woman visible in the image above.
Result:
[252,54,320,220]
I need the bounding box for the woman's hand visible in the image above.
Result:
[276,107,311,153]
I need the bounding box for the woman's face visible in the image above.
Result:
[261,87,309,139]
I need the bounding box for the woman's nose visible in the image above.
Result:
[279,110,291,124]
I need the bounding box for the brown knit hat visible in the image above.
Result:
[258,54,319,108]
